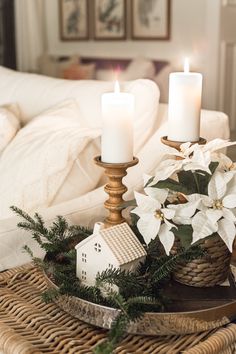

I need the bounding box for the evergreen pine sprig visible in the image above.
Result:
[150,245,205,284]
[11,205,92,256]
[96,268,144,298]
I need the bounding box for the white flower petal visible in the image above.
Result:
[137,215,161,244]
[208,171,227,200]
[222,208,236,222]
[183,163,211,174]
[206,209,223,224]
[201,195,213,208]
[192,211,218,242]
[222,194,236,209]
[158,224,175,255]
[186,193,202,202]
[227,175,236,195]
[192,231,201,244]
[143,173,153,186]
[162,208,175,220]
[173,216,192,225]
[144,187,168,204]
[218,218,236,252]
[150,159,183,184]
[212,152,234,172]
[164,218,177,229]
[183,148,211,174]
[180,141,192,152]
[203,139,236,153]
[131,207,147,219]
[169,200,200,219]
[134,191,160,212]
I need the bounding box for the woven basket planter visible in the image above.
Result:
[171,234,231,287]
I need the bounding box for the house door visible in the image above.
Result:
[219,0,236,132]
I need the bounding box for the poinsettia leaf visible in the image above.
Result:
[152,178,191,195]
[173,225,193,250]
[209,161,219,175]
[177,170,198,194]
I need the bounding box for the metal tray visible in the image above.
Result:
[45,270,236,336]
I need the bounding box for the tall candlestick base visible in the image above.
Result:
[94,156,139,228]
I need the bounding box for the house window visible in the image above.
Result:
[81,270,87,281]
[108,263,113,269]
[94,243,101,252]
[82,253,87,263]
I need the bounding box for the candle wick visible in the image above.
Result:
[114,80,120,93]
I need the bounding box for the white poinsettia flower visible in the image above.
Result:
[183,146,211,174]
[131,188,176,255]
[191,171,236,251]
[149,142,213,186]
[148,158,183,185]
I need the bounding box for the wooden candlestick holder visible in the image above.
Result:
[161,136,207,152]
[94,156,139,228]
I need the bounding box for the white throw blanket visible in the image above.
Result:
[0,102,101,219]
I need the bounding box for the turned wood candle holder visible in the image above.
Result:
[94,156,139,228]
[161,136,207,152]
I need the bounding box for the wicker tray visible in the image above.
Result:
[0,263,236,354]
[45,266,236,337]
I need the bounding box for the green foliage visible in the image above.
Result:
[42,288,60,303]
[173,224,193,249]
[150,245,205,284]
[11,206,92,257]
[152,178,191,195]
[151,161,219,196]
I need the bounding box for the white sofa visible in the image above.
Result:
[0,66,230,271]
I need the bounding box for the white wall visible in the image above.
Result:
[44,0,221,110]
[16,0,221,110]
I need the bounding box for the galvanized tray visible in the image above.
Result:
[45,268,236,336]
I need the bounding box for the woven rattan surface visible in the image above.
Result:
[0,264,236,353]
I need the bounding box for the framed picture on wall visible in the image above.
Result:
[131,0,171,40]
[94,0,126,40]
[59,0,89,40]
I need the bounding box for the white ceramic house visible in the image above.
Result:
[75,222,147,288]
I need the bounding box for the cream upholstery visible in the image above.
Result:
[0,66,230,271]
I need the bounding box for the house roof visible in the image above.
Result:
[100,223,147,265]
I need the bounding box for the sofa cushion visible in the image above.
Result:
[0,103,21,154]
[0,100,102,219]
[63,63,95,80]
[38,54,80,78]
[0,67,160,154]
[120,58,156,80]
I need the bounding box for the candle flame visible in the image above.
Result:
[114,80,120,93]
[184,57,190,73]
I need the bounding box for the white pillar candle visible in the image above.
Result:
[101,81,134,163]
[168,58,203,142]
